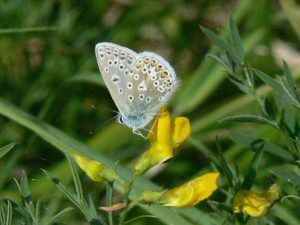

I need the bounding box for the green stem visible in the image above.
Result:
[107,182,114,225]
[118,174,138,225]
[0,26,57,34]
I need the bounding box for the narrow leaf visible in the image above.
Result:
[228,77,250,94]
[0,143,15,158]
[206,53,232,72]
[45,207,73,225]
[20,171,32,204]
[216,138,234,187]
[220,114,277,127]
[5,201,12,225]
[230,132,295,162]
[106,182,114,225]
[272,170,300,187]
[42,170,81,209]
[66,154,84,201]
[200,25,239,63]
[230,15,244,62]
[254,70,285,96]
[242,148,264,189]
[284,61,297,93]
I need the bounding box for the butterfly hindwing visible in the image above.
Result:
[125,51,179,118]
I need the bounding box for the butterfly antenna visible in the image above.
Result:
[90,114,119,135]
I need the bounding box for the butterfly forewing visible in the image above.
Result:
[95,42,138,113]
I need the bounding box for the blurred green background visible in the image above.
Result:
[0,0,300,224]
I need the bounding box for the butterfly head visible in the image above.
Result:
[117,113,152,129]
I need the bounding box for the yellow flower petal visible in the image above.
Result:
[134,144,173,175]
[73,154,105,182]
[163,185,195,207]
[233,184,281,217]
[192,172,220,203]
[172,117,191,147]
[134,107,192,175]
[156,108,172,149]
[161,172,220,208]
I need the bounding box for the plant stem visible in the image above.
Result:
[118,174,138,225]
[107,182,114,225]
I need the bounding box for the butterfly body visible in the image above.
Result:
[95,42,179,132]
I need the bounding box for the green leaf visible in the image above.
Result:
[0,200,12,225]
[229,15,244,62]
[124,215,158,225]
[0,26,56,34]
[19,171,32,204]
[283,61,297,94]
[215,138,235,188]
[106,183,114,225]
[66,154,84,201]
[254,70,286,98]
[220,114,277,127]
[200,25,239,63]
[272,170,300,187]
[42,170,81,210]
[280,78,300,109]
[45,207,73,225]
[89,218,105,225]
[0,143,15,158]
[261,97,276,119]
[229,132,295,162]
[174,28,265,115]
[242,148,264,189]
[206,53,232,72]
[228,77,250,94]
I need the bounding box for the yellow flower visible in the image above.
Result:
[73,154,118,182]
[233,184,281,217]
[139,172,220,208]
[134,107,191,175]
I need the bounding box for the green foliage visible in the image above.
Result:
[0,143,15,158]
[201,13,300,225]
[1,1,300,225]
[43,156,103,224]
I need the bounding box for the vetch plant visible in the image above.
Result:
[46,107,219,225]
[200,15,299,224]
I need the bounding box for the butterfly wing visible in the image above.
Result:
[95,42,139,113]
[124,51,179,126]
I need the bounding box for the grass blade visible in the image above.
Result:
[0,143,15,159]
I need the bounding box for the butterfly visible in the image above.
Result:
[95,42,179,136]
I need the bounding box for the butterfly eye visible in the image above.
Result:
[118,116,124,124]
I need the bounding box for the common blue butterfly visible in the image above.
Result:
[95,42,179,135]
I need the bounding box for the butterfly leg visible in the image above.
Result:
[132,127,146,139]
